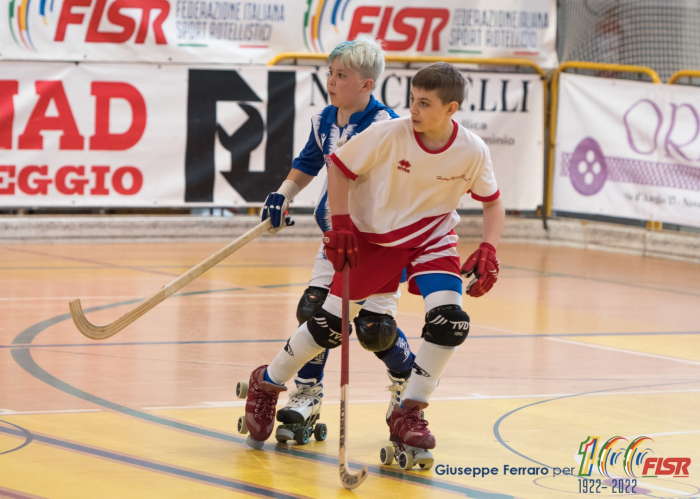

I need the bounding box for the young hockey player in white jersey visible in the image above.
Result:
[242,62,505,464]
[255,35,415,445]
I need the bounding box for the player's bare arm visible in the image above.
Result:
[286,168,314,191]
[481,196,505,248]
[327,163,350,216]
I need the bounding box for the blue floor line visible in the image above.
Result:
[3,330,699,350]
[8,287,514,498]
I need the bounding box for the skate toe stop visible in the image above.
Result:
[246,435,265,449]
[407,435,436,450]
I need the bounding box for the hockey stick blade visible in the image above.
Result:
[339,385,368,489]
[70,219,273,340]
[338,266,368,489]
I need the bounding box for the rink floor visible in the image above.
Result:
[2,238,700,498]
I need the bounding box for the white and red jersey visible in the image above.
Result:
[329,116,499,249]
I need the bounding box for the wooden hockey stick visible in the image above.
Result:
[69,219,272,341]
[338,266,368,489]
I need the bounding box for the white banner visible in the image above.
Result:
[553,73,700,228]
[0,62,543,209]
[0,0,557,67]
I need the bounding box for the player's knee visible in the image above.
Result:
[296,287,329,325]
[307,308,346,349]
[353,310,398,352]
[422,305,470,347]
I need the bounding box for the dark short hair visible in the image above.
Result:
[412,62,465,106]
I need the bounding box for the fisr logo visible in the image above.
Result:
[578,436,692,479]
[348,7,449,52]
[56,0,169,45]
[642,458,691,478]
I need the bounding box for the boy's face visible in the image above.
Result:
[409,87,458,133]
[327,59,372,109]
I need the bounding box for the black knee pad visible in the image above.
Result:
[353,310,398,352]
[307,308,349,349]
[422,305,470,347]
[296,286,329,325]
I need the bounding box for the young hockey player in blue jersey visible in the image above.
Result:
[246,35,415,446]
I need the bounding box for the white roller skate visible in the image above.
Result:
[380,400,434,471]
[385,372,409,426]
[385,372,423,426]
[274,377,327,445]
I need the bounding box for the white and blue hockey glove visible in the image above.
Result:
[261,180,300,234]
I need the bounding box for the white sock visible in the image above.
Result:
[424,290,462,312]
[267,322,325,385]
[402,341,457,404]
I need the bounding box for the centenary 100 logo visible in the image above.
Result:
[7,0,54,51]
[578,436,691,479]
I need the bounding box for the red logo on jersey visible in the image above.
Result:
[397,159,411,173]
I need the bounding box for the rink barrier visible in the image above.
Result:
[269,52,547,126]
[270,53,547,131]
[546,62,662,219]
[268,53,546,77]
[2,215,698,264]
[668,70,700,85]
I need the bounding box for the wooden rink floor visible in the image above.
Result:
[1,237,700,499]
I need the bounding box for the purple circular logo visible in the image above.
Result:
[569,138,608,196]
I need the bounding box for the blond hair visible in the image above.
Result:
[328,35,386,89]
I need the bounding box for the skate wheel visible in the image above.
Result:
[275,426,293,443]
[236,381,248,399]
[237,416,248,434]
[380,445,394,465]
[313,423,327,441]
[246,435,264,449]
[398,451,414,470]
[294,427,311,445]
[415,451,434,470]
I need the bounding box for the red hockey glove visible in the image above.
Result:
[323,215,359,272]
[461,242,499,298]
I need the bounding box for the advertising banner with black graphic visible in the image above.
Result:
[1,0,557,67]
[553,73,700,228]
[0,62,543,209]
[0,62,299,207]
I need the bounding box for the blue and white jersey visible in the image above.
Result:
[292,95,398,232]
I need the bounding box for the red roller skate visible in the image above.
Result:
[236,365,286,449]
[381,399,435,470]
